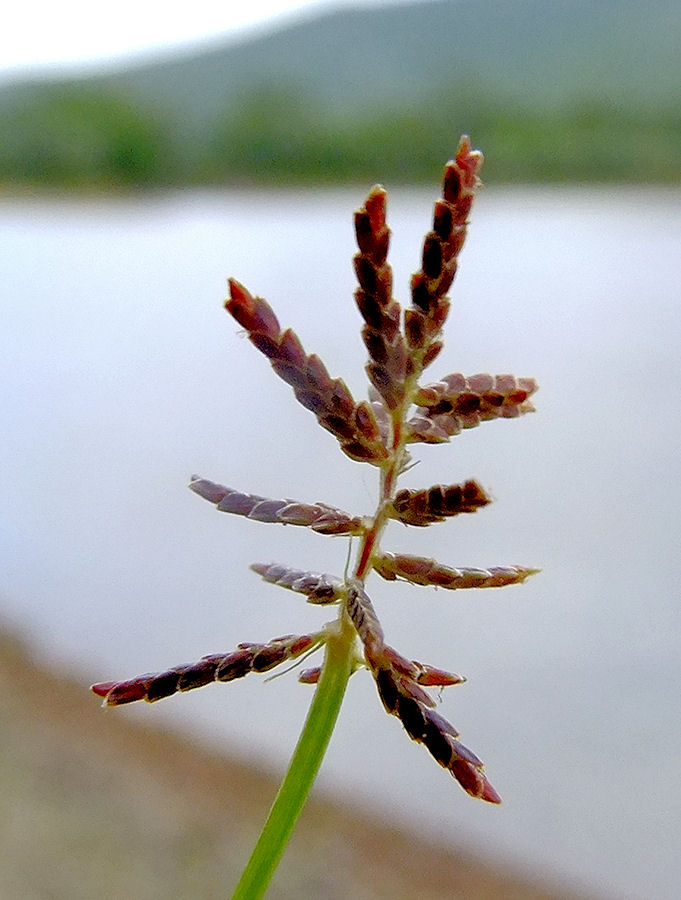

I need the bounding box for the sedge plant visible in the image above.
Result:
[92,137,538,898]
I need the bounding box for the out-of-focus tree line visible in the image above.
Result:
[2,0,680,189]
[1,81,679,188]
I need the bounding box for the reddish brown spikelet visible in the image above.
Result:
[373,552,537,590]
[345,585,500,802]
[225,278,281,337]
[189,476,364,535]
[412,662,466,687]
[414,373,538,416]
[408,373,538,443]
[251,562,345,605]
[91,678,151,705]
[381,645,465,687]
[90,633,322,706]
[298,667,322,684]
[346,584,385,662]
[405,136,483,377]
[389,479,491,526]
[353,186,408,410]
[225,279,388,464]
[373,552,538,590]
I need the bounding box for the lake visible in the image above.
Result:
[2,184,681,899]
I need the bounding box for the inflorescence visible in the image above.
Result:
[92,137,538,804]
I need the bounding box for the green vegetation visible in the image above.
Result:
[208,85,681,184]
[2,0,679,188]
[0,86,176,187]
[2,80,679,188]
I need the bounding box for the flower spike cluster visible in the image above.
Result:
[92,633,322,705]
[225,279,388,464]
[92,137,538,806]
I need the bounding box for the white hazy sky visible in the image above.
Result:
[1,0,400,77]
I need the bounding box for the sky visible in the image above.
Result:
[0,0,399,78]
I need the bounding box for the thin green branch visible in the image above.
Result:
[231,613,356,900]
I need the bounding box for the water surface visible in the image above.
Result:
[2,185,680,899]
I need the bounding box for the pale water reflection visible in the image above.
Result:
[2,186,681,899]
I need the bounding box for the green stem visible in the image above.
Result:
[231,615,355,900]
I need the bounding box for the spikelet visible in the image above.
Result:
[346,586,500,802]
[226,279,388,464]
[353,186,409,411]
[382,644,465,687]
[389,479,491,526]
[408,373,538,443]
[366,385,392,440]
[298,667,322,684]
[251,562,346,605]
[405,137,484,377]
[345,581,385,660]
[91,633,322,706]
[189,476,365,535]
[373,552,539,590]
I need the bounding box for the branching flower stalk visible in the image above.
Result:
[92,137,538,898]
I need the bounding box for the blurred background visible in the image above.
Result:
[2,0,680,187]
[2,1,680,897]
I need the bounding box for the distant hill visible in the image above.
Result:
[1,0,680,186]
